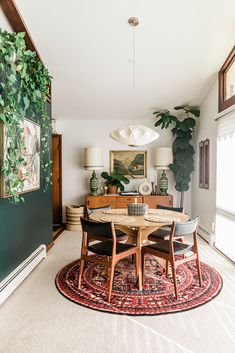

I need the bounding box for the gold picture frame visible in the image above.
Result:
[110,150,147,179]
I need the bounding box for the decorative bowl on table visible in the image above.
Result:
[127,203,149,216]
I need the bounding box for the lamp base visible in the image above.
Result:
[90,170,99,195]
[159,170,168,196]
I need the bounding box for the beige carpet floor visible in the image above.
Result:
[0,230,235,353]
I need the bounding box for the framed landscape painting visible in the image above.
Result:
[0,118,40,197]
[110,150,147,178]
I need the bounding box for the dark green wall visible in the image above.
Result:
[0,104,53,282]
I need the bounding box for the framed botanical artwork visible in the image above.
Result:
[110,150,147,178]
[199,139,209,189]
[0,118,41,197]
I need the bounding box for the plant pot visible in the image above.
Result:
[107,185,118,194]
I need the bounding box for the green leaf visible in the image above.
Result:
[154,120,163,127]
[23,96,30,110]
[0,95,4,107]
[8,74,16,85]
[35,90,41,98]
[188,108,200,117]
[101,172,110,180]
[174,105,187,110]
[0,113,6,123]
[180,118,196,132]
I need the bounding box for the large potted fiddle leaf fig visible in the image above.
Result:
[153,105,200,207]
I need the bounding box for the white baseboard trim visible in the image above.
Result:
[0,245,46,305]
[198,225,214,245]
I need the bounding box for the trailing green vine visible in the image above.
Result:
[0,30,52,203]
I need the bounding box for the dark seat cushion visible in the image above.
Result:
[87,240,136,256]
[116,229,128,240]
[87,230,127,242]
[157,205,184,213]
[148,228,170,241]
[144,240,193,255]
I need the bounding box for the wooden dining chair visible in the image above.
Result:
[78,217,140,302]
[86,205,128,241]
[142,217,202,299]
[148,205,185,243]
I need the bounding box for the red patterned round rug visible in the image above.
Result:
[55,255,222,315]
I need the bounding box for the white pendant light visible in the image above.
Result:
[109,20,159,148]
[110,125,159,147]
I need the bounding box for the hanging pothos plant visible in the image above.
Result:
[153,105,200,207]
[0,30,52,203]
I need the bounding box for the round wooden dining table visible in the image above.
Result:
[89,208,189,290]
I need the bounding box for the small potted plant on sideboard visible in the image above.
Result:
[101,171,130,194]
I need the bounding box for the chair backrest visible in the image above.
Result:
[157,204,184,213]
[173,217,199,237]
[80,217,114,240]
[86,205,112,217]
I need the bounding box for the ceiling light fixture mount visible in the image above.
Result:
[128,17,139,27]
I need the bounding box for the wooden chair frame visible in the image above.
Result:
[78,219,140,302]
[142,220,202,299]
[86,206,128,242]
[148,206,185,243]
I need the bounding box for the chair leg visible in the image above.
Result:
[107,263,115,302]
[135,251,140,288]
[171,261,178,300]
[78,258,85,289]
[166,259,169,275]
[196,256,203,287]
[141,252,145,287]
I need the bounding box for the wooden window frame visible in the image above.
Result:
[0,0,51,99]
[218,46,235,112]
[199,139,210,189]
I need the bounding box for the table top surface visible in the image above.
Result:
[89,208,189,228]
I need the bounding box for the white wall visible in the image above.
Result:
[56,118,192,218]
[191,78,218,234]
[0,9,12,31]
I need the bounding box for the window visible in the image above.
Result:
[215,112,235,261]
[219,47,235,112]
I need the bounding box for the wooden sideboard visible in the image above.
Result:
[86,194,173,209]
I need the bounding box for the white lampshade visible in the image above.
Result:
[84,147,103,170]
[154,147,173,170]
[110,125,159,147]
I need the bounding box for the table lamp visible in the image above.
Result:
[154,147,173,195]
[84,147,103,195]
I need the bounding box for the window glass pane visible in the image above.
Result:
[216,115,235,261]
[225,59,235,100]
[216,135,235,213]
[215,213,235,262]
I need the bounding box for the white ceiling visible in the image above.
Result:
[16,0,235,120]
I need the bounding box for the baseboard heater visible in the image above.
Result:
[198,225,213,245]
[0,245,46,305]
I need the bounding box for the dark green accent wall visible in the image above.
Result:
[0,103,53,282]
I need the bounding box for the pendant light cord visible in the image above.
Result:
[128,17,139,94]
[132,26,136,93]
